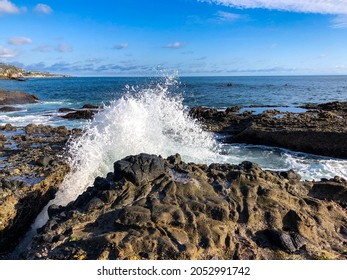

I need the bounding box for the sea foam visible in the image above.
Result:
[53,76,219,206]
[20,76,347,247]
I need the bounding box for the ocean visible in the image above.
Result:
[1,75,347,128]
[1,75,347,208]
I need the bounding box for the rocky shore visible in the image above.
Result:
[190,101,347,159]
[1,101,347,260]
[23,153,347,260]
[0,124,80,257]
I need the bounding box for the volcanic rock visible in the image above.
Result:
[0,124,73,257]
[24,153,347,260]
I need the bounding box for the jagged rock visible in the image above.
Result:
[59,104,102,120]
[23,154,347,260]
[0,125,73,257]
[0,89,39,105]
[62,110,97,120]
[190,102,347,158]
[113,153,165,184]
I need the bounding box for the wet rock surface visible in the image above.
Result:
[0,106,24,112]
[0,124,78,257]
[0,88,39,105]
[60,104,102,120]
[24,153,347,260]
[190,101,347,158]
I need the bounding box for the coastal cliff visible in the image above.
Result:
[0,63,69,80]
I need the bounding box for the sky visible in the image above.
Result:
[1,0,347,76]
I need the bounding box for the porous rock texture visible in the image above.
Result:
[0,124,76,256]
[24,153,347,260]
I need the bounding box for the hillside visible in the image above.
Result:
[0,63,69,80]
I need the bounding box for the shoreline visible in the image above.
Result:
[1,99,347,259]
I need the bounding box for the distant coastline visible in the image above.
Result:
[0,62,70,80]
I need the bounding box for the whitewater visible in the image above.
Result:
[49,77,347,207]
[10,76,346,257]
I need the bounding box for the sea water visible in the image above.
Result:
[1,75,347,206]
[7,75,347,255]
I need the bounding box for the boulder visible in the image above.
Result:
[0,89,38,105]
[62,110,97,120]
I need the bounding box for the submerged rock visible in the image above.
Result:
[24,153,347,260]
[190,102,347,158]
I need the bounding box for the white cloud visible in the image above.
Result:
[56,43,72,52]
[199,0,347,14]
[34,3,53,14]
[0,46,16,58]
[331,15,347,28]
[0,0,20,14]
[8,37,32,45]
[164,42,185,49]
[113,43,128,50]
[216,10,241,21]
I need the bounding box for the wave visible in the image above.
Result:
[0,114,51,126]
[219,144,347,180]
[31,76,347,230]
[52,76,219,207]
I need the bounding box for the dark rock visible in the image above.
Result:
[190,102,347,158]
[302,101,347,113]
[263,229,297,253]
[62,110,96,120]
[93,176,112,190]
[0,106,24,112]
[309,178,347,207]
[58,108,76,113]
[0,88,39,105]
[22,154,347,260]
[82,104,100,109]
[113,153,165,185]
[280,170,301,182]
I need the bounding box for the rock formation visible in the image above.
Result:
[0,88,39,105]
[190,102,347,158]
[24,153,347,260]
[60,104,102,120]
[0,124,78,256]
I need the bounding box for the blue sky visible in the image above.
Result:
[1,0,347,76]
